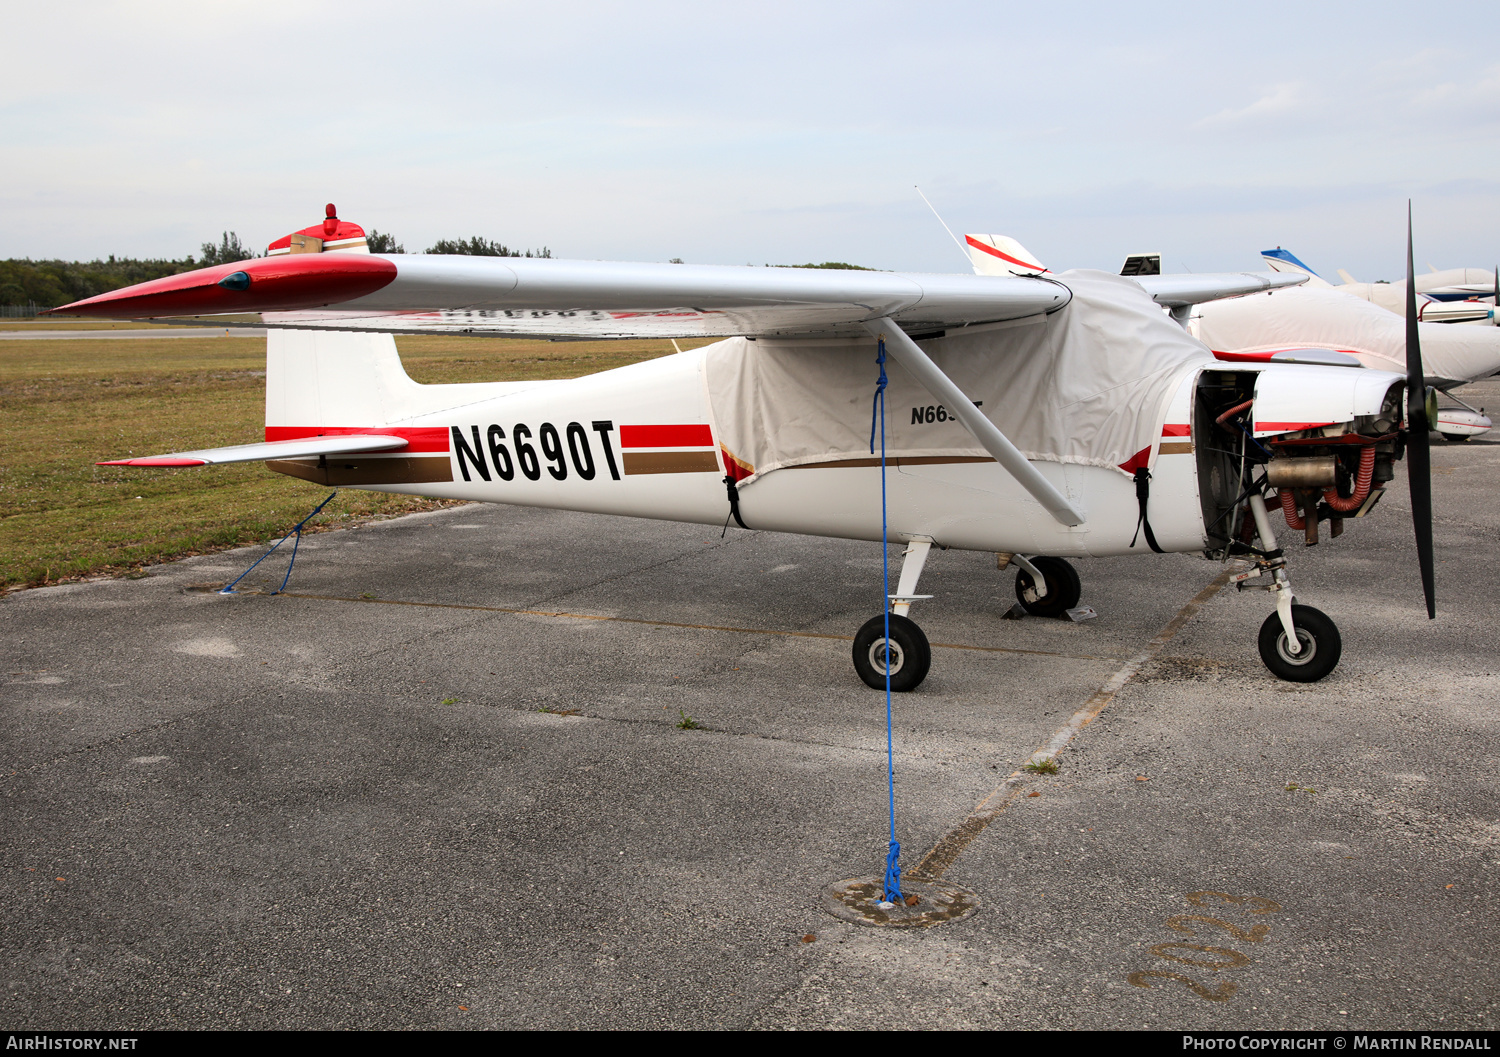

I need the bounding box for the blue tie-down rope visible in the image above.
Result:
[219,491,338,596]
[869,337,904,906]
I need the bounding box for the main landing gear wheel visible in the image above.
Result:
[1014,556,1082,618]
[1257,605,1342,683]
[1439,433,1469,443]
[853,613,931,692]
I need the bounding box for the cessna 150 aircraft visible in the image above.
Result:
[55,206,1440,690]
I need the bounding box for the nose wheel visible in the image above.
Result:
[1257,604,1341,682]
[1239,492,1343,683]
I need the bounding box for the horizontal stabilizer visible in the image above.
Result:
[98,434,409,467]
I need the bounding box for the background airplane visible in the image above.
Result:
[1199,249,1500,441]
[1261,247,1497,325]
[964,235,1499,443]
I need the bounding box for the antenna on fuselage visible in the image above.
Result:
[914,185,973,268]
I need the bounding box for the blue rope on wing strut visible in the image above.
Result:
[869,336,903,906]
[219,491,338,596]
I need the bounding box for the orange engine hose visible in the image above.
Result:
[1322,446,1375,513]
[1216,398,1254,426]
[1279,487,1306,529]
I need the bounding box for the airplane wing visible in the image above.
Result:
[55,253,1305,340]
[98,434,409,467]
[56,254,1071,338]
[1133,271,1306,307]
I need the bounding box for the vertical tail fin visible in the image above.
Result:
[964,234,1048,277]
[266,328,427,429]
[1260,247,1332,289]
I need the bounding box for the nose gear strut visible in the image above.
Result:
[1230,490,1343,682]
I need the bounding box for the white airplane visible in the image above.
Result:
[1260,247,1497,325]
[54,205,1439,690]
[1190,248,1500,441]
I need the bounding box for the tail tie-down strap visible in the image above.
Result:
[219,491,338,595]
[1131,468,1164,553]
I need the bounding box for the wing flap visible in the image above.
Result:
[98,434,409,467]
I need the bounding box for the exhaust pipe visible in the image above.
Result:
[1266,456,1337,489]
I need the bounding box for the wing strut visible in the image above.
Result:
[862,318,1086,527]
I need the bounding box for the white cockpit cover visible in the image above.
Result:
[705,270,1214,482]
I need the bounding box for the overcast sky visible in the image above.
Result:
[3,1,1498,278]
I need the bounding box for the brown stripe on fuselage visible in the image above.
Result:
[267,456,455,486]
[790,456,996,470]
[622,451,721,475]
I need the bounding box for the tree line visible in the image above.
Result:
[2,231,867,310]
[2,232,555,309]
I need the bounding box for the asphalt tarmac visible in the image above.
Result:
[3,383,1498,1031]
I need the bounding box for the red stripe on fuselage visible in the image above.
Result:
[619,424,713,448]
[1161,424,1191,437]
[1254,422,1336,433]
[265,426,450,452]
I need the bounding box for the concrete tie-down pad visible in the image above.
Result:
[2,401,1498,1028]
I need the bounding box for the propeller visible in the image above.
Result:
[1405,204,1436,619]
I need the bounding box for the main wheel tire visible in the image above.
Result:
[852,613,932,692]
[1014,556,1083,618]
[1257,604,1342,683]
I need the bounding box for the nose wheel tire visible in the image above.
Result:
[1257,604,1341,683]
[1014,556,1082,618]
[852,613,931,692]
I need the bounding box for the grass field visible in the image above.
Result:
[0,332,702,592]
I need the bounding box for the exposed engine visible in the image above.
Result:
[1194,368,1409,559]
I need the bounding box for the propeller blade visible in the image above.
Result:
[1406,204,1436,619]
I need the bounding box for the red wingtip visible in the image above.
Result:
[97,458,209,467]
[55,254,396,319]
